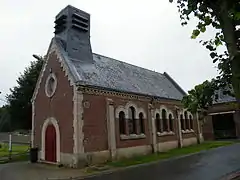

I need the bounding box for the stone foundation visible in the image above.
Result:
[116,145,152,159]
[157,141,178,152]
[182,137,197,147]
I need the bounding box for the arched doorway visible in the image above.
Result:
[45,124,56,162]
[41,117,60,163]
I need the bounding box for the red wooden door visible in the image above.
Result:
[45,124,56,162]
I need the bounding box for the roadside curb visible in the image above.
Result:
[220,170,240,180]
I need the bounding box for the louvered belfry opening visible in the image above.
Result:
[54,5,93,63]
[54,11,89,34]
[72,13,89,32]
[54,14,67,34]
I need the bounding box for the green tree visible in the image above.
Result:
[6,56,44,130]
[169,0,240,108]
[182,80,218,114]
[0,105,11,132]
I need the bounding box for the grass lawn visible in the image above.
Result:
[0,143,29,163]
[0,143,29,157]
[107,141,239,167]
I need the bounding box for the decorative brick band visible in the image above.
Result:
[77,85,182,106]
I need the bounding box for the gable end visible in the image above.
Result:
[31,39,75,103]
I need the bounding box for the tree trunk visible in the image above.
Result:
[218,1,238,56]
[219,1,240,119]
[231,53,240,99]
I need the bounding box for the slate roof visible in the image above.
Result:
[54,38,186,100]
[213,88,236,104]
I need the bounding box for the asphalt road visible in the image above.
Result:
[1,143,240,180]
[84,144,240,180]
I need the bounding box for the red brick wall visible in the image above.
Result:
[202,115,214,140]
[82,94,108,152]
[208,103,235,113]
[182,132,195,139]
[82,93,186,152]
[158,135,177,142]
[34,52,74,154]
[82,95,151,151]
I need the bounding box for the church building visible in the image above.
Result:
[31,5,203,167]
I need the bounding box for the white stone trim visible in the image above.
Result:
[138,108,147,118]
[150,106,158,153]
[115,102,147,120]
[31,102,35,148]
[159,105,169,119]
[45,73,58,97]
[120,134,146,140]
[182,129,194,134]
[41,117,60,163]
[208,111,235,116]
[168,110,175,119]
[115,105,127,118]
[154,109,161,117]
[188,112,193,118]
[47,41,75,86]
[106,98,117,160]
[73,87,84,159]
[183,110,189,119]
[31,56,48,103]
[31,40,75,103]
[73,86,78,155]
[179,111,184,119]
[125,102,138,119]
[157,131,175,136]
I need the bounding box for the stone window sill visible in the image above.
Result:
[157,131,175,137]
[182,129,194,134]
[120,134,146,140]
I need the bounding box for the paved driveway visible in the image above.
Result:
[0,162,84,180]
[1,143,240,180]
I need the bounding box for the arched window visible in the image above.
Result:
[156,113,161,133]
[184,111,189,130]
[189,115,193,130]
[139,113,145,134]
[129,106,137,134]
[119,111,126,134]
[180,114,184,130]
[169,114,173,132]
[162,109,168,132]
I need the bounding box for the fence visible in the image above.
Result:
[0,132,30,144]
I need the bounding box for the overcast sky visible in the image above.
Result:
[0,0,218,106]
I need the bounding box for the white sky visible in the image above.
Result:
[0,0,218,106]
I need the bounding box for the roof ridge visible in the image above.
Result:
[93,52,164,76]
